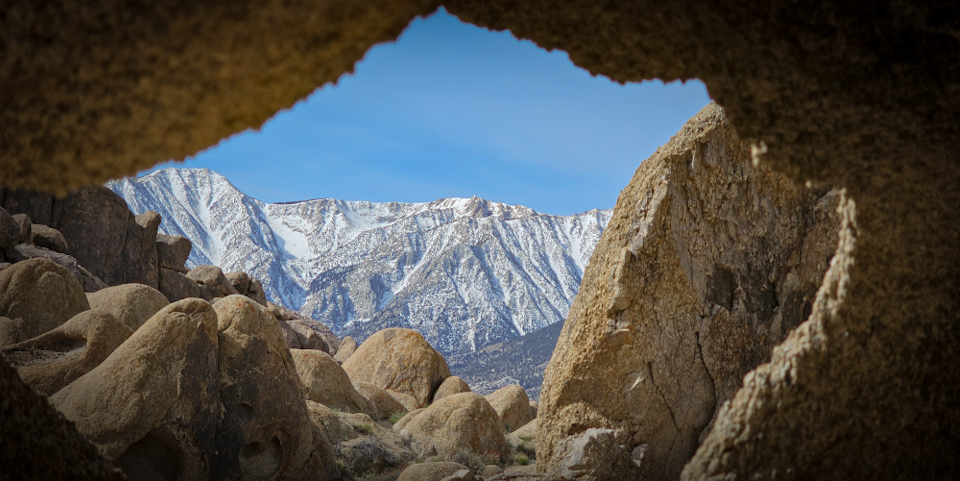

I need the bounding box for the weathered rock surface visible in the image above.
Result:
[188,265,239,301]
[11,213,31,245]
[388,389,421,413]
[31,224,68,253]
[550,428,641,481]
[51,298,220,480]
[334,335,357,363]
[398,462,472,481]
[486,385,535,432]
[268,301,341,355]
[537,104,841,480]
[512,419,538,443]
[396,392,507,460]
[226,271,268,306]
[343,328,451,408]
[287,319,327,351]
[0,355,125,480]
[0,258,90,339]
[291,348,369,414]
[3,310,132,395]
[0,207,20,252]
[215,295,336,480]
[433,375,472,402]
[354,380,408,420]
[156,233,192,272]
[0,316,22,347]
[306,400,357,445]
[86,283,169,332]
[158,266,202,302]
[6,244,109,292]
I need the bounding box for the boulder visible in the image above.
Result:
[215,295,336,480]
[225,271,269,306]
[187,265,239,301]
[0,257,90,339]
[247,277,267,306]
[485,385,535,432]
[11,213,31,244]
[31,224,68,253]
[354,380,407,421]
[226,271,251,294]
[306,400,357,445]
[335,432,409,479]
[3,310,132,395]
[158,266,202,302]
[51,298,221,480]
[343,328,451,408]
[433,375,471,402]
[398,462,472,481]
[512,419,538,443]
[268,301,340,355]
[387,389,420,413]
[279,320,303,349]
[395,392,507,460]
[549,428,641,481]
[0,207,19,252]
[537,105,842,480]
[7,244,109,292]
[440,469,475,481]
[86,283,170,332]
[0,316,23,348]
[290,348,369,413]
[334,335,357,363]
[0,355,125,480]
[1,190,59,227]
[287,319,327,351]
[155,233,192,272]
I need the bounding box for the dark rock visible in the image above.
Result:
[226,271,268,306]
[0,257,90,339]
[187,265,238,301]
[551,429,641,481]
[0,316,23,348]
[156,233,192,272]
[0,207,19,252]
[12,213,32,244]
[1,190,59,227]
[158,266,202,302]
[31,224,68,253]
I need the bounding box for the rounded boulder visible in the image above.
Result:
[0,257,90,339]
[433,375,471,402]
[86,283,169,332]
[396,392,507,460]
[290,348,368,413]
[485,385,535,432]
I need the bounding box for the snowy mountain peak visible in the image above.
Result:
[109,167,611,355]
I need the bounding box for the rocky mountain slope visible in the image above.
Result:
[108,168,611,356]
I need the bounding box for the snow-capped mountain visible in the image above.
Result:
[108,168,611,355]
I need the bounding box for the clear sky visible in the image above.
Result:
[146,8,711,216]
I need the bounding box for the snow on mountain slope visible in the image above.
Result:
[108,168,611,355]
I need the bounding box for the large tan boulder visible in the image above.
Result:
[51,298,221,480]
[86,283,169,332]
[3,310,132,395]
[433,375,471,402]
[334,335,357,363]
[395,392,507,460]
[343,328,451,408]
[0,257,90,339]
[485,385,534,432]
[397,462,471,481]
[354,380,407,420]
[188,265,239,301]
[537,104,842,480]
[215,295,337,480]
[291,348,369,413]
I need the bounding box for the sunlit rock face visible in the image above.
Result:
[538,104,842,480]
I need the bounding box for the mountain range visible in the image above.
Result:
[108,168,610,359]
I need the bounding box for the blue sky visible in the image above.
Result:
[146,8,710,216]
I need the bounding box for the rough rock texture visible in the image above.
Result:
[225,271,268,306]
[159,266,202,302]
[3,310,132,395]
[343,328,451,408]
[0,258,90,339]
[396,392,507,460]
[0,355,125,480]
[354,380,408,420]
[215,295,336,480]
[537,105,841,480]
[188,265,239,301]
[0,208,20,252]
[268,301,341,355]
[550,428,641,481]
[287,319,327,351]
[4,1,960,479]
[156,233,192,272]
[486,385,535,432]
[7,244,109,293]
[388,389,421,413]
[334,335,358,363]
[398,462,472,481]
[0,316,23,347]
[86,283,170,332]
[31,224,68,253]
[291,348,369,414]
[306,400,357,445]
[11,213,32,245]
[433,375,472,402]
[51,298,220,480]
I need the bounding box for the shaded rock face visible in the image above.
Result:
[354,380,407,420]
[334,335,357,363]
[3,310,132,395]
[31,224,68,253]
[0,355,125,480]
[0,316,23,347]
[156,233,192,272]
[226,271,268,306]
[343,328,451,408]
[0,208,20,252]
[538,104,842,480]
[552,428,641,481]
[290,348,369,414]
[396,392,507,460]
[159,267,202,302]
[0,258,90,339]
[86,283,170,332]
[11,213,31,245]
[7,244,109,293]
[188,265,239,301]
[51,298,221,480]
[215,295,328,480]
[268,301,341,355]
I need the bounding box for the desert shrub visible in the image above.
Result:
[515,453,530,465]
[362,468,403,481]
[452,449,491,475]
[389,411,406,424]
[519,435,531,442]
[516,441,536,459]
[352,423,374,435]
[335,438,405,478]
